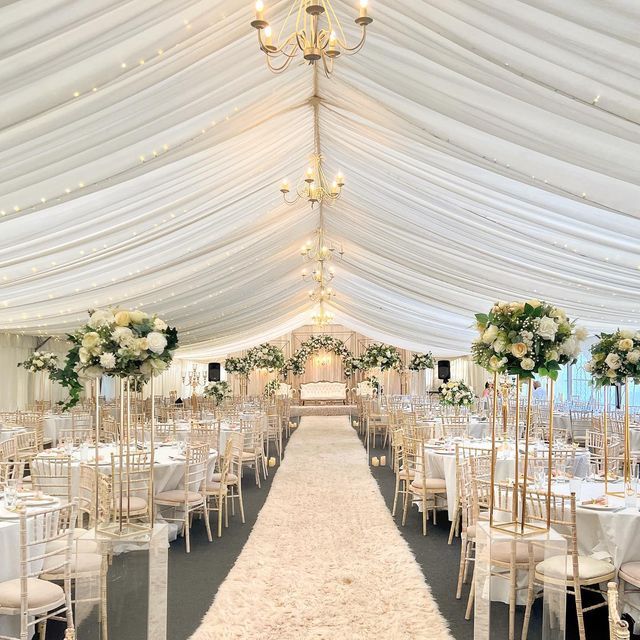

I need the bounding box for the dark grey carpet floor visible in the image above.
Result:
[45,421,636,639]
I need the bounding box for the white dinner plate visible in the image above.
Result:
[23,496,57,506]
[578,502,621,511]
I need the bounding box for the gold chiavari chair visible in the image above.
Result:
[205,437,233,537]
[0,503,77,640]
[265,413,283,463]
[441,416,468,439]
[239,418,267,487]
[522,491,616,640]
[108,451,153,530]
[189,421,220,454]
[0,437,17,462]
[404,435,447,535]
[155,443,212,553]
[30,455,72,504]
[570,409,593,445]
[586,430,623,477]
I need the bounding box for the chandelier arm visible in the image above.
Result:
[266,54,295,74]
[339,30,368,54]
[260,31,300,57]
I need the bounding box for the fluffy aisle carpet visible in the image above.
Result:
[190,416,453,640]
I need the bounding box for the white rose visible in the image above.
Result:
[81,331,101,349]
[549,307,567,321]
[521,358,535,371]
[153,318,168,331]
[511,342,528,358]
[146,332,167,354]
[34,359,43,367]
[489,355,502,370]
[114,310,131,326]
[607,368,619,379]
[546,349,559,362]
[620,329,635,339]
[129,310,148,324]
[88,309,115,329]
[537,316,558,341]
[112,326,133,342]
[79,347,91,364]
[583,361,593,372]
[493,337,508,353]
[626,351,640,365]
[618,338,634,352]
[575,327,589,342]
[482,325,499,344]
[605,353,622,370]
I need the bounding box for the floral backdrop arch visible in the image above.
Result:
[286,335,360,377]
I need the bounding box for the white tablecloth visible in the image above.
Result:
[424,442,590,520]
[43,414,74,446]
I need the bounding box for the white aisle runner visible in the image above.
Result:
[190,416,452,640]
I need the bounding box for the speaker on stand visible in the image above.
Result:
[208,362,221,382]
[437,360,451,384]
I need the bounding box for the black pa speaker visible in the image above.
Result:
[208,362,221,382]
[437,360,451,382]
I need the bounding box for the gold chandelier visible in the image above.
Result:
[281,152,344,208]
[311,301,335,326]
[251,0,373,77]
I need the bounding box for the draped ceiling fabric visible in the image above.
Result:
[0,1,639,360]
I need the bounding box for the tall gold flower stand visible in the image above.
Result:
[75,523,169,639]
[474,522,567,640]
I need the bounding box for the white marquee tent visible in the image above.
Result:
[1,0,639,360]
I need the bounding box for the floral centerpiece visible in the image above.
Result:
[18,351,59,374]
[585,329,640,386]
[203,381,231,404]
[471,299,586,379]
[408,352,435,371]
[247,343,285,372]
[440,380,476,407]
[361,343,403,371]
[53,308,178,409]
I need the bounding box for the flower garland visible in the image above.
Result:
[361,343,403,372]
[408,352,435,371]
[471,299,586,379]
[586,329,640,386]
[439,380,476,407]
[53,308,178,409]
[223,356,252,376]
[18,351,59,374]
[286,335,357,376]
[203,381,231,404]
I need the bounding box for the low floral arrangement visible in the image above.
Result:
[264,379,280,397]
[585,329,640,386]
[52,308,178,409]
[203,381,231,404]
[408,352,435,371]
[343,356,364,376]
[361,343,403,371]
[471,299,586,379]
[440,380,476,407]
[247,343,285,372]
[286,335,355,376]
[18,351,59,374]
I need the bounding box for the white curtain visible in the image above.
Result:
[0,1,637,357]
[450,356,492,395]
[0,334,71,410]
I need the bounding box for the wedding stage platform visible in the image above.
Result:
[290,404,357,417]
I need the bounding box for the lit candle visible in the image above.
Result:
[269,456,276,467]
[330,180,339,195]
[359,0,368,18]
[336,172,345,186]
[372,456,379,467]
[280,179,289,193]
[305,166,314,182]
[264,25,273,46]
[255,0,265,21]
[380,455,386,466]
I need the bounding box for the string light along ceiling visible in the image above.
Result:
[251,0,373,77]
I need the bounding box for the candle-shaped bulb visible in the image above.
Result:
[280,178,289,193]
[264,25,273,45]
[331,180,339,195]
[359,0,368,18]
[336,172,345,186]
[329,30,337,46]
[255,0,265,20]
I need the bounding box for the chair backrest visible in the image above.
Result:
[0,437,16,461]
[109,450,152,523]
[31,454,72,502]
[78,463,110,527]
[15,429,43,458]
[184,444,209,495]
[190,421,220,451]
[0,460,26,489]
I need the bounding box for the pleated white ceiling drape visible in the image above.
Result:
[0,1,639,359]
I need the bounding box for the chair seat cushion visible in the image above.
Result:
[155,490,203,505]
[536,554,615,581]
[410,478,447,491]
[241,451,257,460]
[115,496,147,514]
[211,472,238,484]
[619,561,640,587]
[491,541,546,564]
[0,578,64,609]
[398,470,415,480]
[42,552,102,576]
[205,482,228,495]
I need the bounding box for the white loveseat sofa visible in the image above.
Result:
[299,381,347,405]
